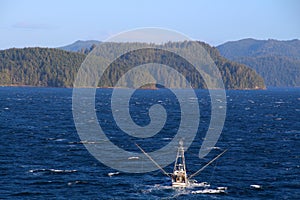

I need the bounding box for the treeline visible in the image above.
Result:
[0,47,85,87]
[0,41,266,89]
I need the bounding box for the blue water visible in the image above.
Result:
[0,87,299,199]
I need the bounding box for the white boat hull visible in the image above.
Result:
[172,182,188,188]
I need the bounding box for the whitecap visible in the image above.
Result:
[49,169,77,173]
[190,182,210,188]
[205,146,221,150]
[275,101,285,104]
[108,172,120,177]
[54,138,66,142]
[248,100,255,104]
[79,140,102,144]
[250,184,262,189]
[192,188,227,194]
[68,180,87,186]
[128,156,139,160]
[29,169,77,173]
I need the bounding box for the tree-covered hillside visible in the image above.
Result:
[0,48,85,87]
[217,38,300,87]
[0,41,266,89]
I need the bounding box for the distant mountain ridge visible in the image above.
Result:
[217,38,300,59]
[59,40,101,52]
[217,38,300,87]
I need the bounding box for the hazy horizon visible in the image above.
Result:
[1,37,300,51]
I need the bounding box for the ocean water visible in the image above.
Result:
[0,87,299,199]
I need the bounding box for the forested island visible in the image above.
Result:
[0,41,266,89]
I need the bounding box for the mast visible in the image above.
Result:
[174,140,187,174]
[172,140,188,186]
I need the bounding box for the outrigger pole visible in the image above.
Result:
[135,143,171,177]
[188,149,228,179]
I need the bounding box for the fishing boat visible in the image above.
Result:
[136,140,227,188]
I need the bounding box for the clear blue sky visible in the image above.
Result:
[0,0,299,49]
